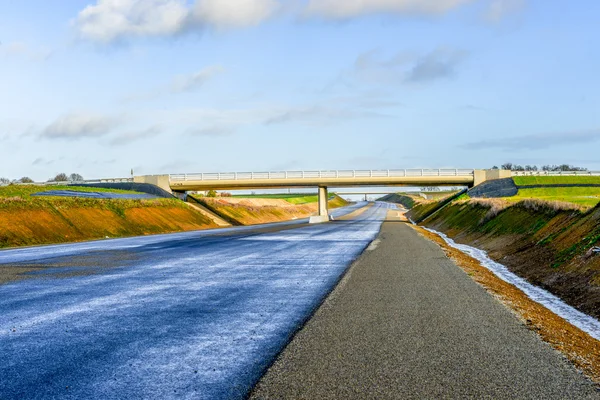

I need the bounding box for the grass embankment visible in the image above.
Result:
[0,185,140,199]
[513,176,600,185]
[0,185,217,248]
[401,192,463,223]
[232,193,346,205]
[510,176,600,207]
[191,194,348,225]
[420,198,600,319]
[378,193,416,209]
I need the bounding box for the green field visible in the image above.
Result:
[505,176,600,207]
[0,184,169,212]
[0,184,141,198]
[232,193,322,204]
[513,176,600,186]
[510,187,600,207]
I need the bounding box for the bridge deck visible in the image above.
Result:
[169,169,475,190]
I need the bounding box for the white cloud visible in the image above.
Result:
[171,65,224,92]
[1,41,28,56]
[109,125,162,146]
[187,125,236,136]
[75,0,475,42]
[264,105,387,125]
[485,0,525,22]
[192,0,279,29]
[351,48,467,85]
[305,0,473,19]
[75,0,278,43]
[75,0,189,43]
[42,113,119,140]
[0,41,53,61]
[405,48,467,82]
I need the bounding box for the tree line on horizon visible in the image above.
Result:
[0,173,85,185]
[491,163,588,172]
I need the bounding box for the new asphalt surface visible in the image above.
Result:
[3,202,599,399]
[0,201,385,399]
[251,215,599,399]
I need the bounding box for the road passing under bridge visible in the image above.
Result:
[0,202,385,399]
[135,168,510,223]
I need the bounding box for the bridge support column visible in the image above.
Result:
[309,186,330,224]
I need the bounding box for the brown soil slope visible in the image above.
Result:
[192,195,348,226]
[422,199,600,319]
[0,197,217,248]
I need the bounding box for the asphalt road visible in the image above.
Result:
[250,218,599,399]
[0,201,387,399]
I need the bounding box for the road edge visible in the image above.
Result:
[411,224,600,385]
[246,205,383,398]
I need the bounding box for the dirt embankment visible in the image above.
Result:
[420,199,600,319]
[0,197,217,248]
[190,195,348,226]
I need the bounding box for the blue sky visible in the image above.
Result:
[1,0,599,181]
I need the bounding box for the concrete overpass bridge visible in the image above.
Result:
[135,169,510,223]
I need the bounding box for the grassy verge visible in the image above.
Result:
[421,198,600,319]
[0,184,141,198]
[509,187,600,208]
[513,176,600,186]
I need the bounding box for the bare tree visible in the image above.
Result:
[541,164,587,172]
[19,177,34,183]
[0,177,9,185]
[69,173,84,182]
[50,173,69,182]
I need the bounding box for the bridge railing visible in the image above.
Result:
[170,169,474,182]
[512,171,600,176]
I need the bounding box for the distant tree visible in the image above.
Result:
[0,177,9,185]
[491,166,499,170]
[69,173,84,182]
[501,163,513,170]
[512,164,525,171]
[50,173,69,182]
[207,189,217,197]
[524,165,538,171]
[539,164,587,172]
[18,177,34,183]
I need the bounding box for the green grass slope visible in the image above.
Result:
[423,199,600,319]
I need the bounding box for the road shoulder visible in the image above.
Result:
[250,220,598,399]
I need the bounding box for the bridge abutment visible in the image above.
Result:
[133,175,173,194]
[473,169,512,187]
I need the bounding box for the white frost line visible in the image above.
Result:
[366,239,381,251]
[423,227,600,341]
